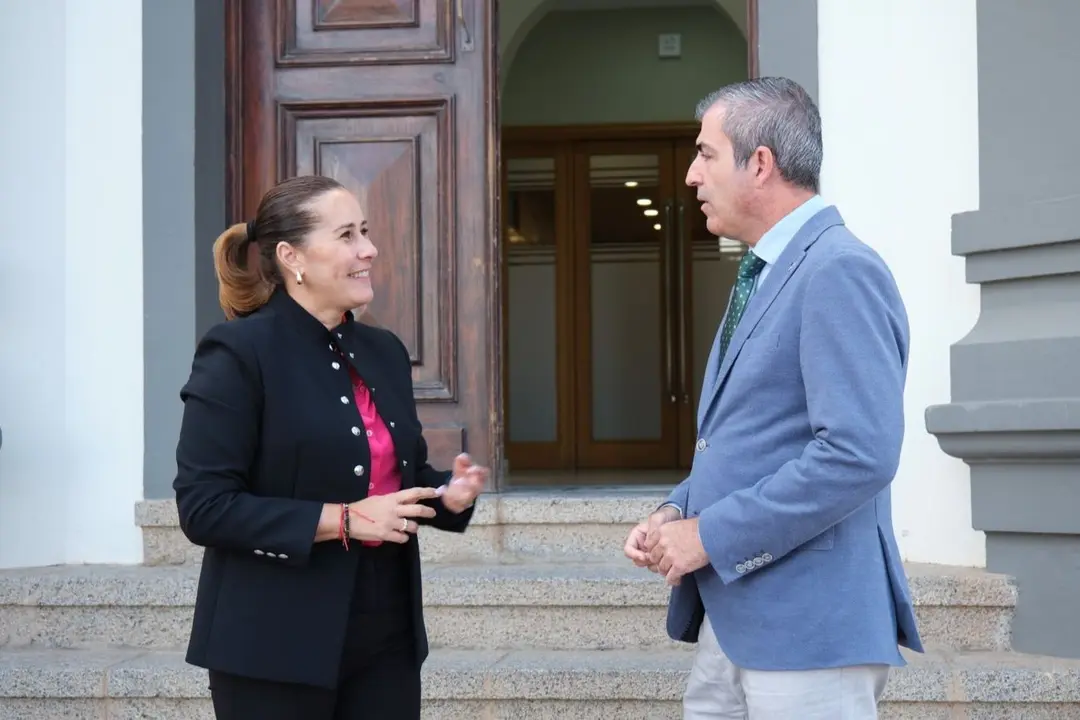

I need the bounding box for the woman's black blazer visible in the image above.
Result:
[173,288,474,689]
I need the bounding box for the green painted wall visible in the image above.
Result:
[502,7,747,126]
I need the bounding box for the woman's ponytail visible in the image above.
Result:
[212,222,275,320]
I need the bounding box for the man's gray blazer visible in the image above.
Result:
[664,205,924,670]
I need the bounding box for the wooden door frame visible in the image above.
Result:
[500,0,761,473]
[496,0,760,472]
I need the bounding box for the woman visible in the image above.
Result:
[173,175,487,719]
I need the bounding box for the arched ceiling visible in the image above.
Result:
[499,0,747,90]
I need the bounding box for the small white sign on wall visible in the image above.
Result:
[658,33,682,59]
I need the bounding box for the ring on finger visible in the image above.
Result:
[402,518,409,532]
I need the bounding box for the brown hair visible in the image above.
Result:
[212,175,346,319]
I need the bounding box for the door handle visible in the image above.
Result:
[677,200,690,404]
[457,0,474,52]
[664,200,676,404]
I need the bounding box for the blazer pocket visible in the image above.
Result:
[802,525,835,551]
[743,331,781,351]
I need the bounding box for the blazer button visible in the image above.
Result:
[735,563,746,574]
[354,465,365,476]
[402,460,408,467]
[254,549,264,555]
[340,396,349,404]
[389,421,395,428]
[352,426,361,436]
[696,438,707,452]
[332,361,340,370]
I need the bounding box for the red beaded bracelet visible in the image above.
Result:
[339,503,350,550]
[339,503,379,551]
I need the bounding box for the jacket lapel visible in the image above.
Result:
[697,285,736,428]
[698,207,844,426]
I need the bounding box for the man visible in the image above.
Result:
[624,77,923,718]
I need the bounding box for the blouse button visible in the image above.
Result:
[340,396,349,404]
[351,426,361,436]
[368,482,374,490]
[366,429,374,437]
[354,465,365,476]
[332,361,340,370]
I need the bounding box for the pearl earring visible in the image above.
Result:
[295,269,304,285]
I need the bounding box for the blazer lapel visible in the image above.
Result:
[697,285,736,428]
[698,207,844,425]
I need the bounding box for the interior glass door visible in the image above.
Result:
[503,148,574,471]
[573,142,680,469]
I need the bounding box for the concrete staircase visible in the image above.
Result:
[2,491,1080,719]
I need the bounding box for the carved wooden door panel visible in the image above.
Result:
[226,0,500,480]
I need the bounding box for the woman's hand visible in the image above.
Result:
[439,453,488,514]
[348,487,439,543]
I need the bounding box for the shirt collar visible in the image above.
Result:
[751,194,827,266]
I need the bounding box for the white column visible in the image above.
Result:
[817,0,983,566]
[0,0,144,568]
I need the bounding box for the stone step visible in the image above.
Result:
[1,646,1079,719]
[136,491,671,565]
[0,562,1015,653]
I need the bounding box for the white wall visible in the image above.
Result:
[0,0,144,568]
[818,0,983,566]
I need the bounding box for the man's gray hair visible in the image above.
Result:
[695,77,822,193]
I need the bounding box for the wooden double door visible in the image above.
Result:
[225,0,498,476]
[503,133,741,472]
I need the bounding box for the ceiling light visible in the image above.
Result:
[624,181,638,187]
[644,209,659,217]
[636,198,652,206]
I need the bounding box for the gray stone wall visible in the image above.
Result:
[756,0,817,100]
[926,0,1080,659]
[142,0,226,499]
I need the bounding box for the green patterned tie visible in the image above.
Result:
[718,250,768,361]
